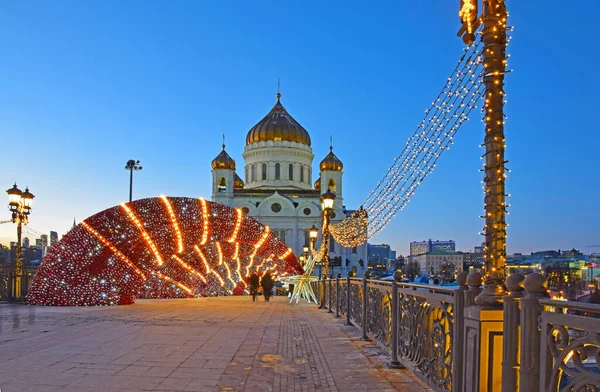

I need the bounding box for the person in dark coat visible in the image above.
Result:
[261,272,274,302]
[248,272,260,302]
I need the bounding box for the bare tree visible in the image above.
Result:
[404,260,421,282]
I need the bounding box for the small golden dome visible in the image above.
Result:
[211,145,236,170]
[246,94,311,146]
[319,146,343,171]
[314,178,321,191]
[234,173,244,189]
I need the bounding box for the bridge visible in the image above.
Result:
[3,0,600,390]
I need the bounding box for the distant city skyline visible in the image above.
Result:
[1,1,598,257]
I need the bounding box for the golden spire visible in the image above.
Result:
[276,77,281,101]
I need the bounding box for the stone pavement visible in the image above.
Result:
[0,296,431,392]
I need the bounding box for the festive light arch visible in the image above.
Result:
[25,197,303,306]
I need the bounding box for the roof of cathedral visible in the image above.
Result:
[234,173,244,189]
[245,94,311,146]
[314,178,321,191]
[211,145,236,170]
[319,146,343,171]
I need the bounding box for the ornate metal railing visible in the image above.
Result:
[395,283,455,391]
[314,273,600,391]
[320,276,456,392]
[539,299,600,391]
[348,278,363,327]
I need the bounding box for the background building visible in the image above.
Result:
[49,231,58,247]
[408,252,464,277]
[410,239,456,256]
[210,93,366,277]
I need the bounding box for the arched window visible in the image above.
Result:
[245,166,249,183]
[352,246,357,254]
[289,163,294,180]
[217,177,226,192]
[308,168,312,183]
[300,166,304,183]
[329,234,335,252]
[328,178,336,192]
[280,230,286,243]
[251,165,256,182]
[304,230,310,248]
[262,163,267,180]
[275,163,280,180]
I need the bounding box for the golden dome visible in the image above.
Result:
[211,145,236,170]
[234,173,244,189]
[319,146,343,171]
[246,94,311,146]
[314,178,321,191]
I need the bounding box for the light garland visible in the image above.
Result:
[121,203,164,266]
[25,197,303,306]
[160,195,184,253]
[330,36,485,248]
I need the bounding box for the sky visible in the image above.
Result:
[0,1,598,257]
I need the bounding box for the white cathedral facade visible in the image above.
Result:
[210,93,366,277]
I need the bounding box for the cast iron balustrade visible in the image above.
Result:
[308,273,600,391]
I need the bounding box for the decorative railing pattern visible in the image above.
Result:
[348,278,363,327]
[366,281,393,351]
[539,299,600,392]
[311,273,600,391]
[338,280,347,315]
[321,277,455,392]
[396,284,454,391]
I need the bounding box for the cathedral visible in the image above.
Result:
[210,92,366,277]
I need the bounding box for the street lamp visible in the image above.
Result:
[6,183,34,301]
[309,224,318,250]
[125,160,142,203]
[319,188,336,308]
[303,244,309,258]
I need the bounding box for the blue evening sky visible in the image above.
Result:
[1,1,598,256]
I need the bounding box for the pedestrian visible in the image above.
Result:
[261,272,274,302]
[248,272,259,302]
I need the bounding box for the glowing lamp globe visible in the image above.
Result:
[20,187,35,212]
[309,224,318,240]
[320,189,336,211]
[6,184,23,211]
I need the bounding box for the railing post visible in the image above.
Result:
[519,273,547,392]
[465,271,483,307]
[452,271,469,392]
[502,273,525,392]
[319,275,326,309]
[388,271,404,369]
[345,275,352,326]
[335,274,340,318]
[361,271,369,341]
[328,275,334,313]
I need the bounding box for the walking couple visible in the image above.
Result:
[248,271,274,302]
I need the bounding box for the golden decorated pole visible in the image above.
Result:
[459,0,509,305]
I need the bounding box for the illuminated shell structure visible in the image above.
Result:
[25,197,303,306]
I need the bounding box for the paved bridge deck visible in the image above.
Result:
[0,296,430,392]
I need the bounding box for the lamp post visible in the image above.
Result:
[319,188,336,308]
[303,244,309,261]
[6,183,34,302]
[124,160,142,203]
